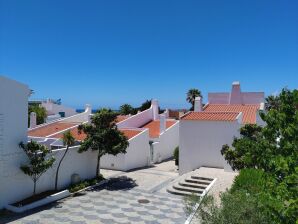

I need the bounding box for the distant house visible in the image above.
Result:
[179,81,265,174]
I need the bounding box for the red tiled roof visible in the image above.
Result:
[181,112,240,121]
[203,104,260,124]
[51,127,141,141]
[140,120,177,138]
[28,122,79,137]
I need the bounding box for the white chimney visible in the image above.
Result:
[85,104,92,114]
[30,112,37,128]
[230,81,242,104]
[151,99,159,120]
[194,97,202,112]
[164,109,169,118]
[160,114,166,134]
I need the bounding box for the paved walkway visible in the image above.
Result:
[0,161,237,224]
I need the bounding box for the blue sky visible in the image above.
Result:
[0,0,297,109]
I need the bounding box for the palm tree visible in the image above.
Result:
[186,89,202,111]
[120,104,134,115]
[265,95,280,110]
[54,130,75,191]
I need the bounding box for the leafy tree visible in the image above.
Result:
[28,105,47,126]
[265,95,280,110]
[78,108,129,178]
[220,88,298,223]
[186,89,202,111]
[119,104,134,115]
[139,100,152,112]
[19,141,55,195]
[173,146,179,166]
[54,130,75,191]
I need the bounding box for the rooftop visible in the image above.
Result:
[203,104,260,124]
[140,120,177,138]
[181,111,240,122]
[28,122,79,137]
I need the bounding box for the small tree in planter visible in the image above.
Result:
[173,146,179,166]
[19,141,55,195]
[78,108,129,178]
[54,130,75,191]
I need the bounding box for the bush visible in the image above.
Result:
[173,146,179,166]
[69,175,104,193]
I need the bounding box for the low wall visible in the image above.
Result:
[0,146,97,209]
[152,121,179,163]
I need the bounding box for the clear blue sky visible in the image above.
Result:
[0,0,297,109]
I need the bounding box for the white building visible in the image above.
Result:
[179,82,265,175]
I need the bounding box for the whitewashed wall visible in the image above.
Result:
[152,121,179,163]
[0,77,30,209]
[179,120,241,175]
[117,107,153,128]
[100,129,150,171]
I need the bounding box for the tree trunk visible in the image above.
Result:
[55,147,69,191]
[33,181,36,195]
[96,152,101,178]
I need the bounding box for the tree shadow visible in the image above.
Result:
[91,176,138,192]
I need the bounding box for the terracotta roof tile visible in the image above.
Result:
[28,122,79,137]
[51,127,141,141]
[181,112,240,121]
[203,104,260,124]
[140,120,177,138]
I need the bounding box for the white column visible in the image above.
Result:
[160,114,166,134]
[151,99,159,120]
[229,81,242,104]
[30,112,37,128]
[194,97,202,112]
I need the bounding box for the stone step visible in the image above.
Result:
[178,180,207,189]
[167,186,202,197]
[190,175,214,182]
[185,177,211,185]
[173,183,204,194]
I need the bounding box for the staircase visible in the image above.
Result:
[167,174,215,197]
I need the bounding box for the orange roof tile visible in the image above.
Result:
[28,122,79,137]
[203,104,260,124]
[181,112,240,121]
[51,127,141,141]
[140,120,177,138]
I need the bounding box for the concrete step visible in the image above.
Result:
[173,183,204,194]
[185,177,211,185]
[178,180,207,189]
[167,186,202,197]
[191,175,214,182]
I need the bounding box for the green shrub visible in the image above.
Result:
[231,168,266,194]
[69,175,104,193]
[173,146,179,165]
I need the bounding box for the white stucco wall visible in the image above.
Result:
[117,107,153,128]
[152,121,179,163]
[100,129,150,171]
[0,77,30,209]
[179,120,241,175]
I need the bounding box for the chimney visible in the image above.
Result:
[85,104,92,114]
[230,81,242,104]
[30,112,37,128]
[160,114,166,134]
[194,97,202,112]
[164,109,169,118]
[151,99,159,120]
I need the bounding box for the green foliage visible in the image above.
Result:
[119,104,135,115]
[173,146,179,165]
[139,99,152,112]
[28,105,47,126]
[55,130,75,191]
[19,141,55,195]
[78,108,129,177]
[220,88,298,223]
[186,89,202,111]
[69,175,104,193]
